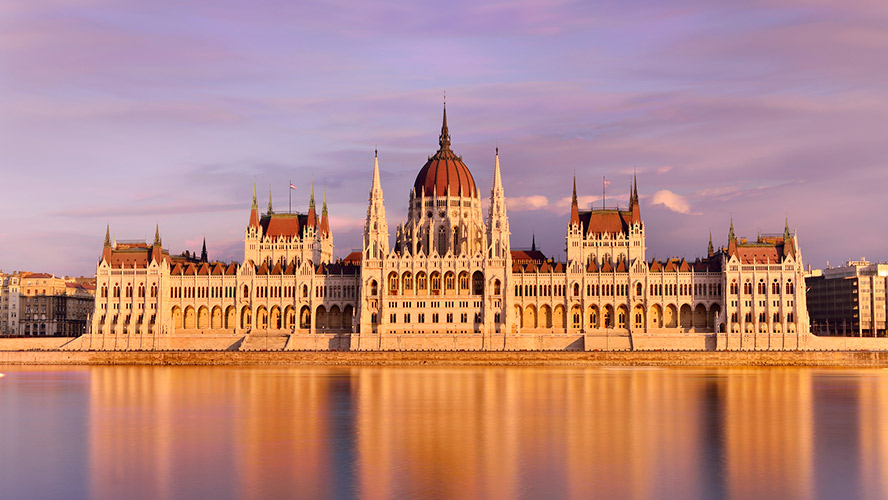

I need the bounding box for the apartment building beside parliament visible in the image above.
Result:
[89,107,814,351]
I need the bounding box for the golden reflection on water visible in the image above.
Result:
[72,366,888,500]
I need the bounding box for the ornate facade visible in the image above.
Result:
[89,107,811,350]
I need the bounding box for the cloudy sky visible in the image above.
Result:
[1,0,886,277]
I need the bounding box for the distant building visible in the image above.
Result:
[0,272,21,336]
[806,260,888,337]
[15,272,95,336]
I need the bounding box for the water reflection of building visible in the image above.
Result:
[859,372,888,499]
[722,369,814,500]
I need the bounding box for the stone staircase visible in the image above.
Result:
[239,332,290,351]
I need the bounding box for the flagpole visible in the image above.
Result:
[602,176,606,209]
[289,179,292,214]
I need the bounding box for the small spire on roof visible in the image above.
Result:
[728,216,736,243]
[267,187,273,215]
[784,216,791,241]
[309,181,315,210]
[200,237,208,263]
[252,182,257,209]
[104,224,111,247]
[708,231,714,257]
[531,232,536,252]
[154,224,161,246]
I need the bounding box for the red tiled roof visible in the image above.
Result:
[343,252,362,264]
[510,250,547,263]
[260,214,303,238]
[579,210,632,236]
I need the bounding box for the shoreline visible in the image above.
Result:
[2,350,888,367]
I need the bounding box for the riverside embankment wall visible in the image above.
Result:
[3,349,888,367]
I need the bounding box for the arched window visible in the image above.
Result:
[743,281,752,295]
[472,272,484,295]
[786,280,794,294]
[493,279,501,295]
[772,280,780,294]
[370,280,378,295]
[573,283,580,296]
[150,284,157,298]
[101,285,108,298]
[635,282,643,296]
[388,273,399,294]
[243,285,249,298]
[125,285,132,298]
[730,280,738,295]
[430,272,441,294]
[757,280,766,295]
[138,284,145,298]
[302,285,308,298]
[417,272,428,291]
[113,285,120,298]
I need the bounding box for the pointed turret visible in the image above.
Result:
[200,237,208,263]
[728,217,736,242]
[531,233,537,252]
[101,224,112,263]
[784,217,791,241]
[570,175,580,227]
[151,224,164,263]
[306,182,317,228]
[320,188,330,236]
[708,231,714,257]
[267,188,273,215]
[248,183,260,229]
[629,173,641,224]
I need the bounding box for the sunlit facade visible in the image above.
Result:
[89,107,811,350]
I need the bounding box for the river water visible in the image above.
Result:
[1,365,886,500]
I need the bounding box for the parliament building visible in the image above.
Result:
[88,107,813,351]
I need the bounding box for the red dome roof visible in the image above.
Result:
[413,107,477,198]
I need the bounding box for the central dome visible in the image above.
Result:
[412,107,478,198]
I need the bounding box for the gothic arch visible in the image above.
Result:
[649,304,663,329]
[679,304,693,329]
[211,306,222,329]
[183,306,196,329]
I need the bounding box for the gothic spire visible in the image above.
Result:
[728,216,736,242]
[708,231,714,257]
[493,146,502,191]
[252,182,257,209]
[153,224,161,247]
[267,187,273,215]
[531,233,536,252]
[200,237,208,262]
[104,224,111,247]
[570,175,580,227]
[438,102,451,151]
[784,216,791,241]
[309,181,315,210]
[371,148,381,192]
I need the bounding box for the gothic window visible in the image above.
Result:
[472,272,484,295]
[786,280,794,294]
[444,272,455,292]
[573,283,580,296]
[417,272,427,291]
[494,279,501,295]
[243,285,249,298]
[730,280,738,295]
[113,285,120,298]
[772,280,780,294]
[430,272,441,294]
[370,280,378,296]
[757,280,766,295]
[403,273,413,292]
[302,285,308,298]
[636,282,643,296]
[388,273,399,294]
[101,285,108,298]
[459,272,469,291]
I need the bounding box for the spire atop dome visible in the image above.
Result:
[439,102,451,151]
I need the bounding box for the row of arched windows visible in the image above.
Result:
[729,279,794,295]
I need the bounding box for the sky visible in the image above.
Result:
[1,0,887,277]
